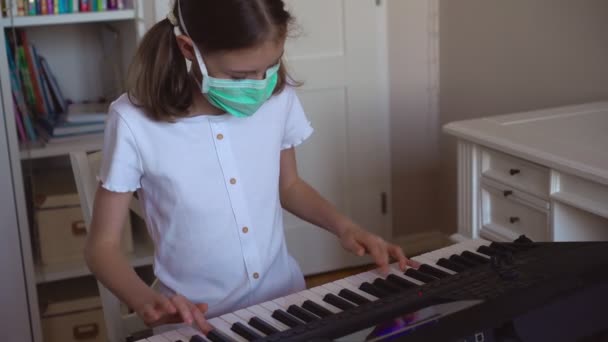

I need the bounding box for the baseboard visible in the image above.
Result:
[391,231,453,257]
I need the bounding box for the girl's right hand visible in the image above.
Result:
[135,292,213,334]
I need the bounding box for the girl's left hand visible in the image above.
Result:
[338,225,414,274]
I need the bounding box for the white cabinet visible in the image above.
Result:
[444,102,608,243]
[0,2,155,341]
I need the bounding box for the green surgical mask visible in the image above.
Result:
[176,1,278,118]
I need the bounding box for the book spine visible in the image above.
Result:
[117,0,123,10]
[16,0,25,15]
[53,0,58,14]
[71,0,77,12]
[27,0,34,15]
[40,0,47,14]
[80,0,88,11]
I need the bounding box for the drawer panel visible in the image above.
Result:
[481,181,549,242]
[42,307,107,342]
[552,171,608,219]
[481,148,550,199]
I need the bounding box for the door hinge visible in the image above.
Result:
[381,192,388,215]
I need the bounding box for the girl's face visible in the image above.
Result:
[178,36,285,81]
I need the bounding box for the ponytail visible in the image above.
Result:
[126,18,194,121]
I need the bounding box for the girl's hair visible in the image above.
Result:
[127,0,296,121]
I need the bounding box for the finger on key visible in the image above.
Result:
[171,295,193,325]
[189,302,213,334]
[387,244,408,271]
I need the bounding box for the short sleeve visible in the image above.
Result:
[281,88,314,149]
[98,110,143,192]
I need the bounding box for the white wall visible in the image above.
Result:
[387,0,440,237]
[438,0,608,233]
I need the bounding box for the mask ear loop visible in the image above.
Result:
[175,0,211,93]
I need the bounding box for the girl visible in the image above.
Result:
[85,0,411,334]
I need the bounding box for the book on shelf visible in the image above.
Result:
[6,28,109,148]
[1,0,126,17]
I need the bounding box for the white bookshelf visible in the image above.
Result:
[0,9,135,27]
[0,2,158,341]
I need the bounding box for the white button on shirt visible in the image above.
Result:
[99,87,313,318]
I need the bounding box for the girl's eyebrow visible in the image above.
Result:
[229,50,284,74]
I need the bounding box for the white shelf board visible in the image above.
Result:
[1,10,135,28]
[20,134,104,160]
[35,237,154,284]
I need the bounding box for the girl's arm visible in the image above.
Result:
[85,185,211,332]
[279,148,411,273]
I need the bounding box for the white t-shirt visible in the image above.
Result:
[99,87,313,318]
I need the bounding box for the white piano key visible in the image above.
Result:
[297,289,341,313]
[448,243,491,259]
[260,300,284,314]
[162,330,188,341]
[221,313,266,337]
[334,279,378,301]
[245,305,290,331]
[272,293,308,310]
[134,339,150,342]
[343,274,366,287]
[146,335,170,342]
[177,326,210,341]
[207,317,248,342]
[355,271,378,283]
[411,255,457,275]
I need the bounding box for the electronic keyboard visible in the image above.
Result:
[137,236,608,341]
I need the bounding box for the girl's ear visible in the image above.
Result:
[176,35,196,62]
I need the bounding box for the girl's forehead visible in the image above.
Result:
[211,39,285,72]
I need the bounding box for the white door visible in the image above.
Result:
[282,0,390,275]
[151,0,391,275]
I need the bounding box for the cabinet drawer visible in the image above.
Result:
[42,297,107,342]
[481,148,550,199]
[481,181,549,242]
[36,193,133,265]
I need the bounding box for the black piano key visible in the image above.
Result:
[449,254,478,267]
[386,274,417,289]
[323,293,357,310]
[287,304,320,323]
[359,282,391,298]
[231,322,264,341]
[418,264,450,279]
[206,330,232,342]
[461,250,490,264]
[190,336,207,342]
[437,258,466,272]
[405,268,438,283]
[477,245,500,256]
[373,278,403,294]
[272,309,303,328]
[338,288,371,305]
[302,300,333,318]
[249,317,279,335]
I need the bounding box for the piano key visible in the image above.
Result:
[177,327,210,342]
[323,293,357,310]
[221,313,266,339]
[490,242,519,253]
[272,293,308,311]
[461,250,490,264]
[321,283,362,306]
[249,317,279,336]
[372,278,402,293]
[337,288,371,305]
[206,330,234,342]
[302,300,333,317]
[244,306,290,331]
[418,264,451,278]
[334,279,378,301]
[271,309,304,328]
[449,254,479,267]
[162,330,189,341]
[233,308,281,335]
[298,289,342,313]
[208,317,248,342]
[359,282,391,298]
[376,265,425,286]
[404,268,438,283]
[287,304,320,322]
[385,274,418,289]
[411,255,457,275]
[437,258,467,272]
[190,337,207,342]
[231,322,264,341]
[147,335,170,342]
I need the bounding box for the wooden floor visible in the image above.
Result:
[304,264,377,289]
